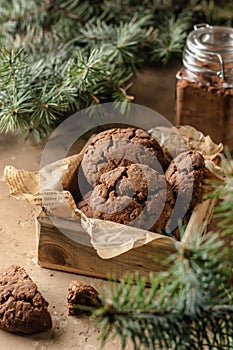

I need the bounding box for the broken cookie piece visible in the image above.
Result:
[67,281,102,316]
[0,265,52,334]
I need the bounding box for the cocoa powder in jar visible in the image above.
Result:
[176,24,233,149]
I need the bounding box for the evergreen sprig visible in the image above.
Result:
[0,48,75,140]
[93,232,232,350]
[0,0,232,140]
[207,153,233,237]
[0,45,137,140]
[150,12,193,64]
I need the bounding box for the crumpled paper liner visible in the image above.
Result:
[149,125,223,162]
[4,126,223,259]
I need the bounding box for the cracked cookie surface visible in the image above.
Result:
[80,127,166,187]
[78,164,174,233]
[0,265,52,334]
[165,150,205,212]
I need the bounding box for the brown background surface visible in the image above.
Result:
[0,65,178,349]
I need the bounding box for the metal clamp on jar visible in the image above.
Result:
[176,24,233,148]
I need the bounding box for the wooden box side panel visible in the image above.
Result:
[37,215,177,281]
[36,197,216,282]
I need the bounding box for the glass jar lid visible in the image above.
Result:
[188,24,233,52]
[183,24,233,85]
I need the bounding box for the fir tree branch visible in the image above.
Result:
[0,46,136,140]
[0,0,232,140]
[150,12,193,64]
[1,2,50,23]
[207,152,233,236]
[92,230,233,350]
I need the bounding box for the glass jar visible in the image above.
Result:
[176,24,233,148]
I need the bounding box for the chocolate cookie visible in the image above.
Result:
[78,163,175,233]
[0,265,52,334]
[67,281,101,316]
[165,150,205,213]
[80,127,166,187]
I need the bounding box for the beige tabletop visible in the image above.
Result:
[0,66,178,350]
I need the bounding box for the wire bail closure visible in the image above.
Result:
[182,23,233,86]
[215,53,225,80]
[193,23,211,30]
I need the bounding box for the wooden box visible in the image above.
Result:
[4,125,222,283]
[36,198,216,282]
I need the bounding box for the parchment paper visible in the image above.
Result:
[4,126,223,259]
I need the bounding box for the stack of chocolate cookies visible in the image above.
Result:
[77,127,205,236]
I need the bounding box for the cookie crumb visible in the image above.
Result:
[67,281,102,316]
